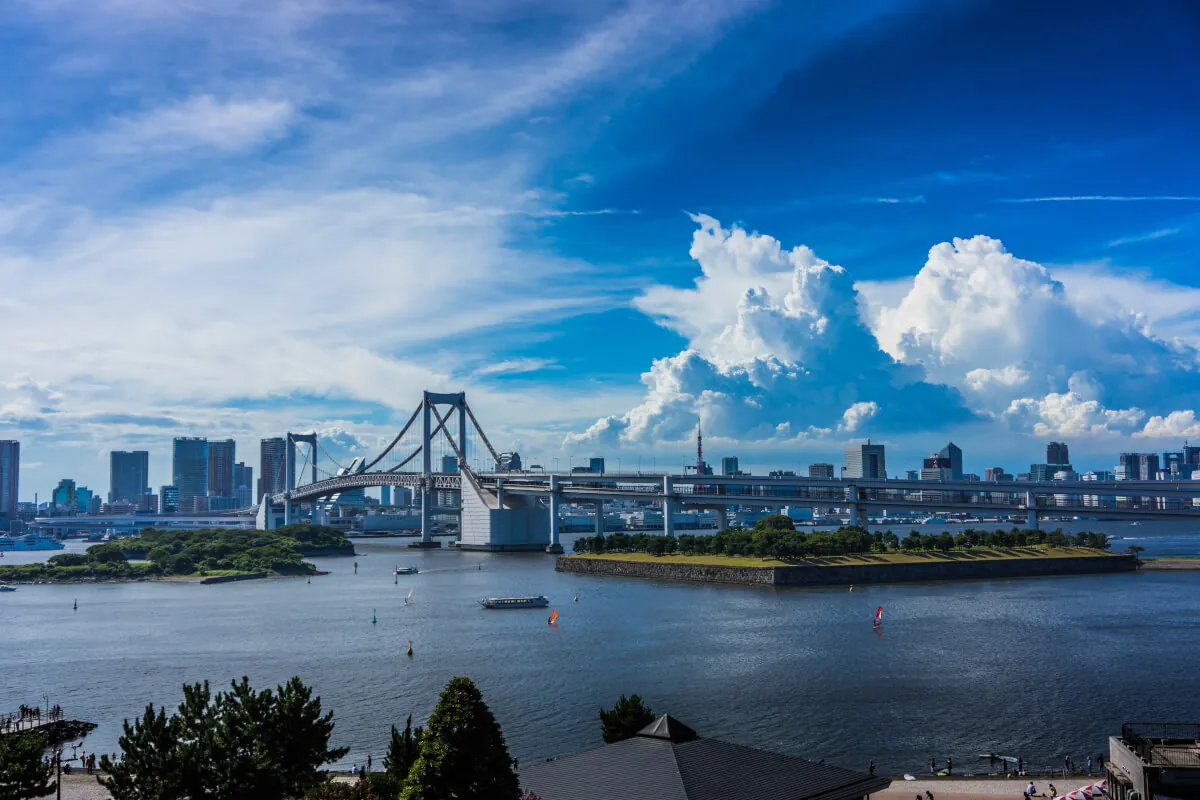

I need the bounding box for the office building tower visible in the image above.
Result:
[905,469,920,481]
[159,485,179,514]
[139,492,158,512]
[0,440,17,522]
[380,486,391,505]
[938,442,963,480]
[808,463,835,480]
[1047,441,1069,465]
[984,467,1014,482]
[498,452,522,471]
[722,457,741,476]
[233,462,253,507]
[207,439,236,498]
[1185,446,1200,468]
[259,437,288,501]
[76,485,94,513]
[52,479,77,510]
[87,494,101,514]
[1162,452,1192,479]
[589,457,606,473]
[109,450,149,504]
[1118,453,1160,481]
[173,437,209,511]
[843,441,886,479]
[1028,463,1068,482]
[963,473,980,482]
[442,455,459,473]
[920,452,953,481]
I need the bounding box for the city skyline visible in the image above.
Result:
[3,1,1200,496]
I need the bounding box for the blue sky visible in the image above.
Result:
[2,0,1200,497]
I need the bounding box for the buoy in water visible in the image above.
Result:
[73,598,77,611]
[372,609,377,625]
[307,576,310,584]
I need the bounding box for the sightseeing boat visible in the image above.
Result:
[0,533,66,551]
[394,565,419,575]
[479,595,550,609]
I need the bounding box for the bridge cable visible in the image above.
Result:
[361,402,423,472]
[463,401,502,468]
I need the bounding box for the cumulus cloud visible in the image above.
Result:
[871,235,1200,432]
[568,215,971,446]
[1135,410,1200,439]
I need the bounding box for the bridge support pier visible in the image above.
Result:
[663,476,675,537]
[410,474,441,548]
[1025,491,1039,530]
[547,474,563,553]
[847,485,863,528]
[594,499,605,535]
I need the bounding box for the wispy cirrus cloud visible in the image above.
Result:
[1002,195,1200,203]
[1108,227,1183,247]
[866,195,926,204]
[93,95,297,154]
[474,358,563,377]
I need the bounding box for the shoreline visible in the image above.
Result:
[0,570,328,585]
[556,551,1138,586]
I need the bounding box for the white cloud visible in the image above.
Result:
[1001,196,1200,203]
[1135,410,1200,439]
[95,95,296,154]
[569,216,970,446]
[1108,227,1182,248]
[1004,391,1145,438]
[868,195,926,204]
[474,358,561,377]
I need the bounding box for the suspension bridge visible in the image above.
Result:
[259,391,1200,552]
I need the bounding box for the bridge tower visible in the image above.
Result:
[284,432,318,525]
[415,391,469,548]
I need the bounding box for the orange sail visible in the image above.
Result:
[548,609,559,625]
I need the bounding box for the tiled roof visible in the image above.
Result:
[520,716,891,800]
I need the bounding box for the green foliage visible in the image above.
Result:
[0,526,352,582]
[0,732,56,800]
[754,514,796,532]
[401,677,519,800]
[99,676,348,800]
[573,526,1110,561]
[384,715,424,783]
[599,694,654,744]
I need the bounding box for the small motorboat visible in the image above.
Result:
[0,585,17,592]
[479,595,549,609]
[394,566,419,575]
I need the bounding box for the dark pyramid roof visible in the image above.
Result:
[637,714,698,743]
[520,718,891,800]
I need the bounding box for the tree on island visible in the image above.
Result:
[754,514,796,532]
[401,677,519,800]
[1127,544,1145,563]
[100,676,347,800]
[0,731,56,800]
[599,694,654,743]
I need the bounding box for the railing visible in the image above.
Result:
[1121,723,1200,767]
[0,705,64,734]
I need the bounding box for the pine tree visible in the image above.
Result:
[599,694,654,743]
[384,715,424,782]
[0,732,56,800]
[400,677,519,800]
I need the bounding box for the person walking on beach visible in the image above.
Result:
[947,758,953,776]
[930,758,936,775]
[1087,756,1092,775]
[1018,758,1024,775]
[1064,756,1070,777]
[869,761,876,776]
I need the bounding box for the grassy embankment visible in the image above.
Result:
[569,545,1119,569]
[0,524,353,583]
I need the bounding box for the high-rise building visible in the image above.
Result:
[920,453,953,481]
[159,485,179,514]
[259,438,288,501]
[938,442,963,480]
[233,462,253,507]
[984,467,1013,482]
[589,457,605,473]
[380,486,392,505]
[1047,441,1069,465]
[1118,453,1160,481]
[1162,452,1193,479]
[109,450,149,504]
[498,452,522,471]
[1185,446,1200,468]
[76,485,94,513]
[52,479,77,510]
[0,440,18,523]
[442,455,459,473]
[905,469,919,481]
[1029,463,1069,482]
[808,463,835,480]
[207,439,236,498]
[843,441,886,479]
[722,457,741,476]
[173,437,209,511]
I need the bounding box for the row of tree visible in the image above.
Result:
[573,517,1110,560]
[1,675,656,800]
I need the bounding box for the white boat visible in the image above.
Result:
[0,585,16,592]
[0,533,66,551]
[394,566,418,575]
[479,595,549,609]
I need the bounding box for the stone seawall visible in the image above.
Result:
[200,571,269,584]
[556,554,1137,587]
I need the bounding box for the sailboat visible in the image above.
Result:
[73,598,77,611]
[873,606,883,629]
[404,587,414,605]
[573,593,578,603]
[547,609,558,625]
[406,639,413,657]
